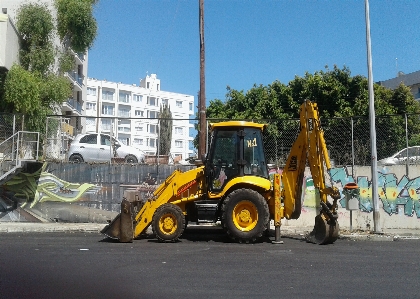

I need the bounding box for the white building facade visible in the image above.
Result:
[86,74,195,161]
[0,0,87,131]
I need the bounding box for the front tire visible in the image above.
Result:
[221,188,269,243]
[125,155,138,163]
[152,203,185,242]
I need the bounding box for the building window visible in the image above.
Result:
[148,124,158,134]
[176,100,183,108]
[118,108,130,117]
[175,127,183,135]
[119,91,130,103]
[102,90,114,101]
[148,138,156,147]
[147,82,150,89]
[118,126,131,133]
[148,111,158,118]
[147,96,157,106]
[135,110,144,117]
[101,119,112,130]
[87,87,96,96]
[135,124,143,133]
[86,102,96,111]
[86,117,95,126]
[189,102,193,111]
[102,105,114,115]
[133,138,143,146]
[175,140,183,148]
[117,137,129,145]
[133,94,143,102]
[161,98,169,106]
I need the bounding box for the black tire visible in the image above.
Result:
[221,188,269,243]
[125,155,138,163]
[152,203,185,242]
[69,154,84,163]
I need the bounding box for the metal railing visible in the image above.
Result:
[0,131,40,183]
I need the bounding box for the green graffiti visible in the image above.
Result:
[29,172,96,208]
[3,164,42,202]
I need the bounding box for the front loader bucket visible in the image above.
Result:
[306,214,339,245]
[101,198,134,242]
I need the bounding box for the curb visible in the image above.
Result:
[0,223,105,233]
[1,223,419,241]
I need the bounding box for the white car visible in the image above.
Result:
[68,133,145,163]
[378,146,420,166]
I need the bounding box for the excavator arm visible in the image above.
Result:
[281,100,340,244]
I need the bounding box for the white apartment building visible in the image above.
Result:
[86,74,195,161]
[0,0,87,134]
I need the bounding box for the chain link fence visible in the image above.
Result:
[260,114,420,168]
[29,113,420,168]
[44,116,198,165]
[0,113,24,142]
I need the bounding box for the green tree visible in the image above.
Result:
[55,0,98,52]
[0,1,98,136]
[204,65,420,165]
[16,3,55,74]
[158,104,173,156]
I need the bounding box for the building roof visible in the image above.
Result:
[378,70,420,90]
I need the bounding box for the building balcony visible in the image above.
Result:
[65,71,84,91]
[71,49,85,65]
[61,122,74,136]
[64,98,83,114]
[117,111,131,118]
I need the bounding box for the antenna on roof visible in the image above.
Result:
[395,58,398,77]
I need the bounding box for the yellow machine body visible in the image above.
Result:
[102,100,340,244]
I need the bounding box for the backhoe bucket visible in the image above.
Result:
[306,213,339,245]
[101,198,134,242]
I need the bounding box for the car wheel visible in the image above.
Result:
[125,155,138,163]
[69,154,84,163]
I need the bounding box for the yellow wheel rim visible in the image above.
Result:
[159,213,178,235]
[232,200,258,232]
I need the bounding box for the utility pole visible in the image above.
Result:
[199,0,207,158]
[365,0,381,233]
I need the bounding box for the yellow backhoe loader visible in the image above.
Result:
[102,100,341,244]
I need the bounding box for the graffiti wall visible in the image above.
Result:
[1,162,420,230]
[297,165,420,230]
[0,162,193,223]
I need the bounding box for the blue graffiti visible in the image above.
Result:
[328,167,420,218]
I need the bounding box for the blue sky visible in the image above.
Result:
[88,0,420,105]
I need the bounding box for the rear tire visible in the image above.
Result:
[222,188,269,243]
[152,203,185,242]
[69,154,84,163]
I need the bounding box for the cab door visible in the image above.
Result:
[207,130,239,192]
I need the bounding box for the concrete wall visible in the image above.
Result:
[1,162,420,232]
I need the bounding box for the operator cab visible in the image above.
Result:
[206,121,269,192]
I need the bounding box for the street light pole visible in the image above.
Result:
[365,0,381,233]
